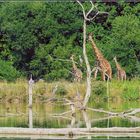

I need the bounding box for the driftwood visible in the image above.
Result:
[87,107,140,117]
[0,112,26,118]
[125,116,140,123]
[123,108,140,116]
[51,96,140,123]
[51,98,140,131]
[0,127,140,135]
[51,110,72,116]
[87,107,118,116]
[50,97,140,117]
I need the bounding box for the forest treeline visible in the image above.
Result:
[0,1,140,81]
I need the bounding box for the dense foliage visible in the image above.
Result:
[0,1,139,81]
[0,60,20,81]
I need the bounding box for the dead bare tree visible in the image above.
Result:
[76,0,108,107]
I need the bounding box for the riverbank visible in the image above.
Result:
[0,79,140,104]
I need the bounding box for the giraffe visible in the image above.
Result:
[88,33,112,81]
[113,56,126,81]
[70,55,82,82]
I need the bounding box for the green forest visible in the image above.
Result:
[0,1,140,81]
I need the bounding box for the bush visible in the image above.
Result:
[55,86,68,96]
[122,86,139,100]
[0,60,21,81]
[89,81,107,102]
[91,81,107,96]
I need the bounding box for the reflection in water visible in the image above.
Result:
[70,116,76,128]
[0,102,140,139]
[0,102,140,128]
[28,107,33,128]
[82,110,91,129]
[0,134,140,140]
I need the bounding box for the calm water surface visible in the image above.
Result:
[0,100,140,128]
[0,100,140,139]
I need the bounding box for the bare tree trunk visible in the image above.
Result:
[28,76,34,128]
[76,0,108,107]
[83,19,91,107]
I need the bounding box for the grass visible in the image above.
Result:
[0,78,140,104]
[109,79,140,101]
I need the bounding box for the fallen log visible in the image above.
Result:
[0,127,140,135]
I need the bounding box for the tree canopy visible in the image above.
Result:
[0,1,139,81]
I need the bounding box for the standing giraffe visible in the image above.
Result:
[113,56,126,81]
[70,55,82,82]
[88,33,112,81]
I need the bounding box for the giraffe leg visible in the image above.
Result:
[106,72,110,81]
[77,77,79,82]
[121,72,124,81]
[101,72,105,81]
[107,70,112,81]
[78,77,80,82]
[77,78,79,82]
[123,71,126,81]
[80,73,82,82]
[74,76,77,82]
[109,70,112,80]
[94,68,98,79]
[80,76,82,82]
[122,75,124,81]
[124,73,126,80]
[117,71,120,80]
[121,75,123,81]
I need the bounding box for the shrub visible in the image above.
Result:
[0,60,21,81]
[89,81,107,102]
[91,81,107,96]
[122,86,139,100]
[55,86,68,96]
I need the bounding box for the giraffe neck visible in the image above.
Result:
[90,37,104,61]
[72,58,77,70]
[114,59,121,70]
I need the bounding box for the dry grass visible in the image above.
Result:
[0,78,140,103]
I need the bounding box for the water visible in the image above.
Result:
[1,136,140,140]
[0,100,140,139]
[0,102,140,128]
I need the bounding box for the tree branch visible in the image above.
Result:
[51,110,72,116]
[76,0,99,21]
[88,11,99,21]
[123,108,140,116]
[86,1,95,17]
[76,0,86,19]
[87,107,119,116]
